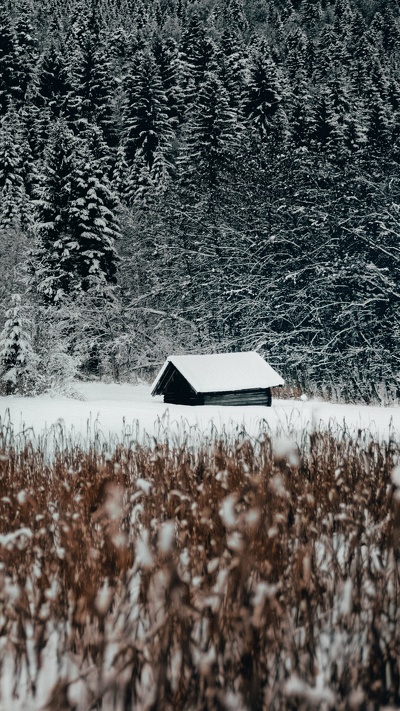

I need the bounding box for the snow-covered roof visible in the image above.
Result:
[151,351,284,395]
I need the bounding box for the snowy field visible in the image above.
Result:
[0,381,399,448]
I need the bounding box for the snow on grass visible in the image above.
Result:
[0,380,399,449]
[0,431,396,710]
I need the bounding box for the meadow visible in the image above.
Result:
[0,421,398,710]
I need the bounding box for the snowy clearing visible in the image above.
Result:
[0,381,399,448]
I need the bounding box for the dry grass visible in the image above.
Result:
[0,424,398,710]
[271,384,304,400]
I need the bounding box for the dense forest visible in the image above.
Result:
[0,0,399,401]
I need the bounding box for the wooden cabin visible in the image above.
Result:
[151,352,284,406]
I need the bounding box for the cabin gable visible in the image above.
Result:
[162,364,203,405]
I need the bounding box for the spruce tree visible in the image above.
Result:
[30,119,77,302]
[68,4,116,144]
[218,27,247,110]
[0,107,26,228]
[35,44,75,119]
[32,122,120,300]
[222,0,248,33]
[13,0,38,104]
[153,36,183,127]
[123,49,174,182]
[245,40,286,141]
[66,133,120,294]
[0,294,37,395]
[180,70,240,189]
[0,7,16,115]
[288,68,316,150]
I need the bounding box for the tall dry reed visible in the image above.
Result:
[0,424,398,710]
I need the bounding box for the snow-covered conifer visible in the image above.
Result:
[0,294,38,395]
[245,39,286,140]
[30,119,76,302]
[0,7,16,115]
[66,134,120,294]
[179,70,241,188]
[0,107,26,228]
[123,49,174,171]
[35,44,75,119]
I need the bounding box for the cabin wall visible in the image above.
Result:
[164,393,204,405]
[199,388,271,407]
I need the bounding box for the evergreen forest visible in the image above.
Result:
[0,0,399,401]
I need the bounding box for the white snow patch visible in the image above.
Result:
[0,381,399,449]
[158,521,175,554]
[391,465,400,488]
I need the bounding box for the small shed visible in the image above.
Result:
[151,351,284,406]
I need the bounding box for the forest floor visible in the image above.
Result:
[0,381,399,448]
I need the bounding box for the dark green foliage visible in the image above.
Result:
[66,131,120,293]
[0,0,399,399]
[180,70,241,188]
[68,11,117,143]
[30,120,77,302]
[31,121,120,302]
[12,1,38,103]
[0,7,17,114]
[35,45,74,118]
[0,293,37,394]
[245,40,286,139]
[0,107,27,228]
[153,36,183,125]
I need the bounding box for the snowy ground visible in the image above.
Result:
[0,381,399,449]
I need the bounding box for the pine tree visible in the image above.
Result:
[286,27,308,81]
[313,86,338,150]
[333,0,355,40]
[123,49,174,175]
[0,7,17,115]
[35,44,75,119]
[180,14,220,108]
[245,40,286,141]
[68,4,117,144]
[111,143,131,203]
[179,70,241,189]
[218,27,247,110]
[299,0,321,31]
[0,294,38,395]
[179,12,204,80]
[32,122,120,300]
[367,86,393,155]
[365,63,394,156]
[66,134,120,294]
[30,119,77,302]
[153,36,183,126]
[222,0,248,33]
[381,6,400,54]
[13,0,38,104]
[288,68,316,149]
[0,107,26,228]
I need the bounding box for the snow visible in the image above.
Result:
[391,465,400,487]
[219,494,238,528]
[151,351,284,394]
[0,381,399,449]
[158,521,175,554]
[0,527,33,547]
